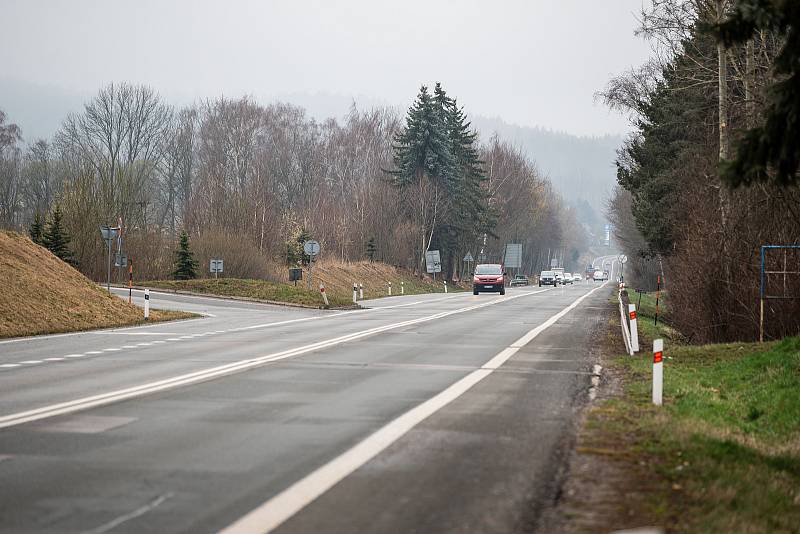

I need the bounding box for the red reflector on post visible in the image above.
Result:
[630,310,637,320]
[654,351,663,363]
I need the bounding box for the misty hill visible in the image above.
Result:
[470,116,621,215]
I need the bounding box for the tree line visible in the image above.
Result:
[0,83,586,283]
[604,0,800,342]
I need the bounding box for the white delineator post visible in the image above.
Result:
[653,338,664,406]
[388,282,392,296]
[444,280,448,293]
[401,281,404,295]
[359,283,364,300]
[628,303,639,353]
[352,282,357,304]
[143,288,150,320]
[320,284,329,307]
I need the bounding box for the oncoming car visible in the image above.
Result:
[593,270,605,282]
[510,274,529,287]
[563,272,573,285]
[539,270,558,287]
[473,264,506,295]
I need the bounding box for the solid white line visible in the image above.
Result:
[219,282,608,534]
[0,289,549,431]
[82,493,173,534]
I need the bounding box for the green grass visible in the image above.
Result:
[603,336,800,532]
[145,278,354,308]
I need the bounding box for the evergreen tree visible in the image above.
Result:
[172,230,198,280]
[365,237,377,261]
[42,205,75,265]
[29,212,44,245]
[296,229,312,266]
[714,1,800,187]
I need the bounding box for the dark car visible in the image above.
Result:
[510,274,528,287]
[539,270,558,287]
[473,264,506,295]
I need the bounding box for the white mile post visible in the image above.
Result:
[143,288,150,320]
[359,283,364,300]
[628,303,639,353]
[389,282,392,296]
[653,338,664,406]
[401,281,404,295]
[352,282,357,304]
[444,280,448,293]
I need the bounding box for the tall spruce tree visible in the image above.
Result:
[29,212,44,245]
[42,205,75,265]
[172,230,198,280]
[365,237,377,261]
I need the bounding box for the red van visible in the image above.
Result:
[473,264,506,295]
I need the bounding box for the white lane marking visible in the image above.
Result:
[44,357,65,361]
[0,288,552,430]
[121,345,137,349]
[219,282,608,534]
[85,351,103,355]
[0,364,20,368]
[135,343,154,347]
[20,360,43,364]
[179,335,194,339]
[65,354,86,358]
[151,341,167,344]
[82,493,173,534]
[102,348,121,352]
[166,338,181,341]
[93,332,182,336]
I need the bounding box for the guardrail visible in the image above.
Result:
[618,288,639,355]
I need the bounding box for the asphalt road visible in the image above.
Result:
[0,270,615,534]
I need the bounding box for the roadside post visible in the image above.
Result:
[389,281,392,296]
[401,281,404,295]
[444,280,448,293]
[655,275,661,326]
[303,240,320,289]
[128,261,133,304]
[319,283,329,307]
[653,338,664,406]
[629,303,639,352]
[352,282,357,304]
[144,288,150,320]
[359,283,364,300]
[100,225,120,293]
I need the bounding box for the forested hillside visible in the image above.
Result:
[0,83,588,284]
[604,0,800,342]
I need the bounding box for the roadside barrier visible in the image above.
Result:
[618,289,638,355]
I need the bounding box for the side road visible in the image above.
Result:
[539,291,800,533]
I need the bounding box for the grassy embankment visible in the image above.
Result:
[0,231,195,339]
[583,290,800,531]
[145,260,463,308]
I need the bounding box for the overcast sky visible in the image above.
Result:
[0,0,652,137]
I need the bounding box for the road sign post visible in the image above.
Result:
[303,240,320,289]
[425,250,442,281]
[100,225,120,293]
[210,259,224,279]
[143,288,150,320]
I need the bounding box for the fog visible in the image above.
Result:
[0,0,652,137]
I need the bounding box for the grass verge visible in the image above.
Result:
[576,291,800,532]
[144,278,354,308]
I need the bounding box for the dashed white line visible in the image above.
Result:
[65,354,86,358]
[85,351,103,355]
[19,360,43,365]
[103,348,121,352]
[44,357,65,361]
[0,364,20,368]
[121,345,137,349]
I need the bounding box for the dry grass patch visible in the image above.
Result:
[0,231,195,338]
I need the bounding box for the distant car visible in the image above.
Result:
[593,270,604,282]
[555,272,565,284]
[473,264,506,295]
[539,270,558,287]
[563,272,573,285]
[510,274,529,287]
[573,274,583,282]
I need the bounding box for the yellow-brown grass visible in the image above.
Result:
[0,231,193,338]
